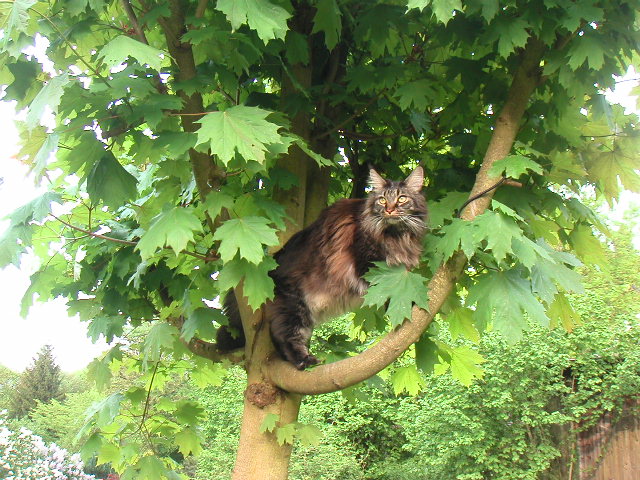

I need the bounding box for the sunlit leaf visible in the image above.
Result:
[216,0,291,43]
[195,106,284,165]
[363,262,429,326]
[213,216,279,264]
[98,35,167,71]
[137,207,203,259]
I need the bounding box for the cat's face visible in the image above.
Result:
[365,167,427,235]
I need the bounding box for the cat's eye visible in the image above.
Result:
[378,197,387,205]
[397,195,408,203]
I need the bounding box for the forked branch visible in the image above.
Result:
[265,36,547,395]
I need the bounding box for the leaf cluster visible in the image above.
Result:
[1,0,639,476]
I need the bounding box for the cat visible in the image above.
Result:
[216,167,428,370]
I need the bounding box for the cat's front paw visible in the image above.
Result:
[294,354,319,370]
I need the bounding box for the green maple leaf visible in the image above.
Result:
[285,31,310,65]
[24,73,70,131]
[562,4,604,31]
[213,216,279,264]
[296,423,323,447]
[217,257,276,310]
[135,455,168,480]
[547,292,582,331]
[8,191,62,224]
[427,191,469,228]
[441,343,485,386]
[489,154,543,178]
[96,442,121,467]
[493,17,530,58]
[394,79,435,111]
[87,315,124,343]
[175,427,203,457]
[175,400,206,424]
[216,0,291,43]
[181,307,223,342]
[260,413,280,433]
[467,269,549,343]
[195,106,283,165]
[0,224,29,268]
[80,433,103,464]
[203,191,235,221]
[511,236,553,270]
[473,211,523,264]
[0,0,36,49]
[85,393,124,427]
[30,132,58,181]
[17,127,47,163]
[406,0,430,10]
[154,131,197,158]
[98,35,167,71]
[391,365,424,395]
[432,218,477,261]
[190,359,227,388]
[86,153,138,209]
[531,247,584,304]
[414,335,439,374]
[363,263,429,326]
[276,423,296,445]
[143,323,179,361]
[446,307,480,343]
[431,0,462,25]
[481,0,499,21]
[87,358,112,392]
[568,35,605,71]
[586,146,640,204]
[137,207,203,259]
[312,0,342,50]
[569,224,608,268]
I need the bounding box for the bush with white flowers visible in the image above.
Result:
[0,411,94,480]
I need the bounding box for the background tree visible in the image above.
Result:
[9,345,65,419]
[0,364,19,412]
[0,0,639,478]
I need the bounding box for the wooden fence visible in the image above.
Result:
[577,398,640,480]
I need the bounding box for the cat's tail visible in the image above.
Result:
[216,291,246,351]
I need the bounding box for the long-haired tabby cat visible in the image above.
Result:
[217,167,427,369]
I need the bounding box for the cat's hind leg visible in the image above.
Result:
[267,295,319,370]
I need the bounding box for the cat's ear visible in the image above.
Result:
[369,169,388,191]
[403,166,424,193]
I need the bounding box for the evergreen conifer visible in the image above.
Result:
[9,345,64,418]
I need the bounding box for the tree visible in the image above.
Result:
[9,345,65,419]
[0,364,19,412]
[0,0,639,478]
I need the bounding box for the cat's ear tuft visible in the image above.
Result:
[369,169,388,191]
[404,166,424,192]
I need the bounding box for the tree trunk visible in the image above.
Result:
[231,8,322,473]
[231,288,303,480]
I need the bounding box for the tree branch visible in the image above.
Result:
[120,0,148,44]
[312,94,380,141]
[264,36,547,395]
[50,214,220,262]
[195,0,208,19]
[168,316,245,363]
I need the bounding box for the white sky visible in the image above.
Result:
[0,101,108,373]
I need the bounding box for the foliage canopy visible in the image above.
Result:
[1,0,639,477]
